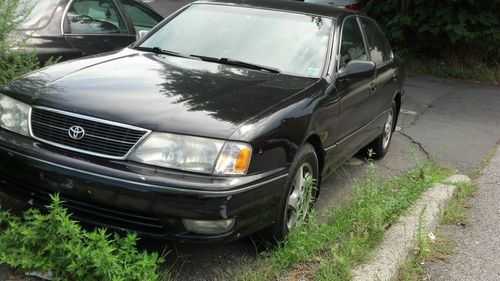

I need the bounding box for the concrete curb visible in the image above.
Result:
[350,174,471,281]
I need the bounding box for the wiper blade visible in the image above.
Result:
[190,55,281,74]
[135,46,191,59]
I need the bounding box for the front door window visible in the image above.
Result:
[339,16,368,70]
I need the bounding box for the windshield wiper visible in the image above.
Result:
[190,55,281,74]
[134,46,192,59]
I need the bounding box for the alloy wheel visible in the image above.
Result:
[382,110,394,150]
[286,162,314,231]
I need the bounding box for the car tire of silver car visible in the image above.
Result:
[264,143,319,242]
[366,100,397,160]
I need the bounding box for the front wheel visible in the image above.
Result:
[264,143,319,242]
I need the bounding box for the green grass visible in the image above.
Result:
[404,55,500,83]
[468,146,497,180]
[397,227,455,281]
[235,160,449,281]
[440,182,477,226]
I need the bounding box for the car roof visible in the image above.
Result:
[194,0,355,19]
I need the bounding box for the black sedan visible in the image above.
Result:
[0,0,404,242]
[14,0,163,62]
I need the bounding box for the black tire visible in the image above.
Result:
[365,100,397,160]
[263,143,319,242]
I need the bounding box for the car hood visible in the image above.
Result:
[3,49,316,139]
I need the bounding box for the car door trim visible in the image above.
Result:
[325,108,390,152]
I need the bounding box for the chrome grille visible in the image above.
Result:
[30,107,149,159]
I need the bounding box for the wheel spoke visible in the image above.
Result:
[286,162,315,231]
[288,192,299,210]
[383,111,393,149]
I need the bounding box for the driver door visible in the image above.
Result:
[63,0,136,57]
[335,16,375,145]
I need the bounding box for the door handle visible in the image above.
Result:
[369,82,377,94]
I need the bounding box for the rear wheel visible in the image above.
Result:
[366,101,397,160]
[264,143,319,242]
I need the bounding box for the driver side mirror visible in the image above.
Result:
[136,30,150,41]
[338,60,376,80]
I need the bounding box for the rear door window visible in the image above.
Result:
[66,0,128,34]
[359,18,390,66]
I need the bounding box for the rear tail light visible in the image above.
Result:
[345,3,362,10]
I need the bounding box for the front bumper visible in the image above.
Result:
[0,129,288,243]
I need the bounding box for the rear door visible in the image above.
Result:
[63,0,136,57]
[359,17,398,119]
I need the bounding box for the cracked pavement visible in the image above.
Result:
[397,131,430,158]
[397,74,500,172]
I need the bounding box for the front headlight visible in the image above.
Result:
[128,132,252,175]
[0,93,30,136]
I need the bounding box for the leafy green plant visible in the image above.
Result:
[366,148,376,159]
[365,0,499,48]
[0,0,47,86]
[0,194,164,281]
[364,0,500,72]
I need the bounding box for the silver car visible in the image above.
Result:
[304,0,363,10]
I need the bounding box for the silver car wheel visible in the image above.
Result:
[286,162,313,231]
[382,110,394,150]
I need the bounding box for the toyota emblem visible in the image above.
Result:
[68,125,85,140]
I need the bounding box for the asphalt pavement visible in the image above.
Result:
[425,144,500,281]
[398,75,500,172]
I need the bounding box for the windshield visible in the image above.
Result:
[139,4,333,78]
[16,0,60,30]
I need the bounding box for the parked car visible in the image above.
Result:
[13,0,163,63]
[304,0,363,10]
[0,0,404,242]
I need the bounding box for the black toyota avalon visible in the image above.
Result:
[0,0,404,242]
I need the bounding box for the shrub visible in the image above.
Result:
[0,0,42,85]
[0,194,164,281]
[364,0,500,65]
